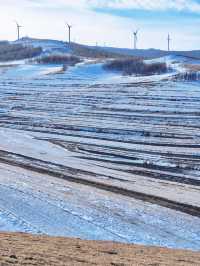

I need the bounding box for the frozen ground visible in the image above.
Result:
[0,57,199,251]
[0,163,200,251]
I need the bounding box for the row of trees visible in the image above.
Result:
[104,58,167,76]
[0,43,42,61]
[36,54,81,65]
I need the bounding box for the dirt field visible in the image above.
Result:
[0,232,199,266]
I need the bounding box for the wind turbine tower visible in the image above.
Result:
[66,23,72,44]
[167,33,171,51]
[133,30,139,50]
[15,21,22,40]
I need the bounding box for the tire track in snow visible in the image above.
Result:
[0,149,199,218]
[0,183,129,242]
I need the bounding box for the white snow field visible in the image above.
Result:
[0,162,200,251]
[0,47,200,251]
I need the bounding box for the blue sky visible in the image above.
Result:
[0,0,200,50]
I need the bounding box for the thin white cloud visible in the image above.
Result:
[27,0,87,8]
[2,0,200,13]
[89,0,200,13]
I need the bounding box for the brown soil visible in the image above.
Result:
[0,232,199,265]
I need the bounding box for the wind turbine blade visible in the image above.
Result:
[66,22,72,28]
[14,20,19,26]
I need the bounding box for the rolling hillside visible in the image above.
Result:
[13,37,200,60]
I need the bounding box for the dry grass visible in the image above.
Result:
[0,232,199,265]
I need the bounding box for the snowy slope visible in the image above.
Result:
[7,37,200,83]
[0,162,199,250]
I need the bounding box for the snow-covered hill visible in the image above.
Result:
[14,37,71,54]
[11,37,200,63]
[0,37,199,84]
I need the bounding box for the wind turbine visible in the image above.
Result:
[15,21,23,40]
[167,33,171,51]
[133,30,139,50]
[66,23,72,44]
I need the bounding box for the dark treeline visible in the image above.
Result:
[103,58,167,76]
[36,54,82,65]
[0,43,42,61]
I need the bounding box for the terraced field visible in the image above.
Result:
[0,62,199,250]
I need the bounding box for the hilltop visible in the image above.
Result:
[0,37,200,63]
[13,37,200,60]
[14,37,135,59]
